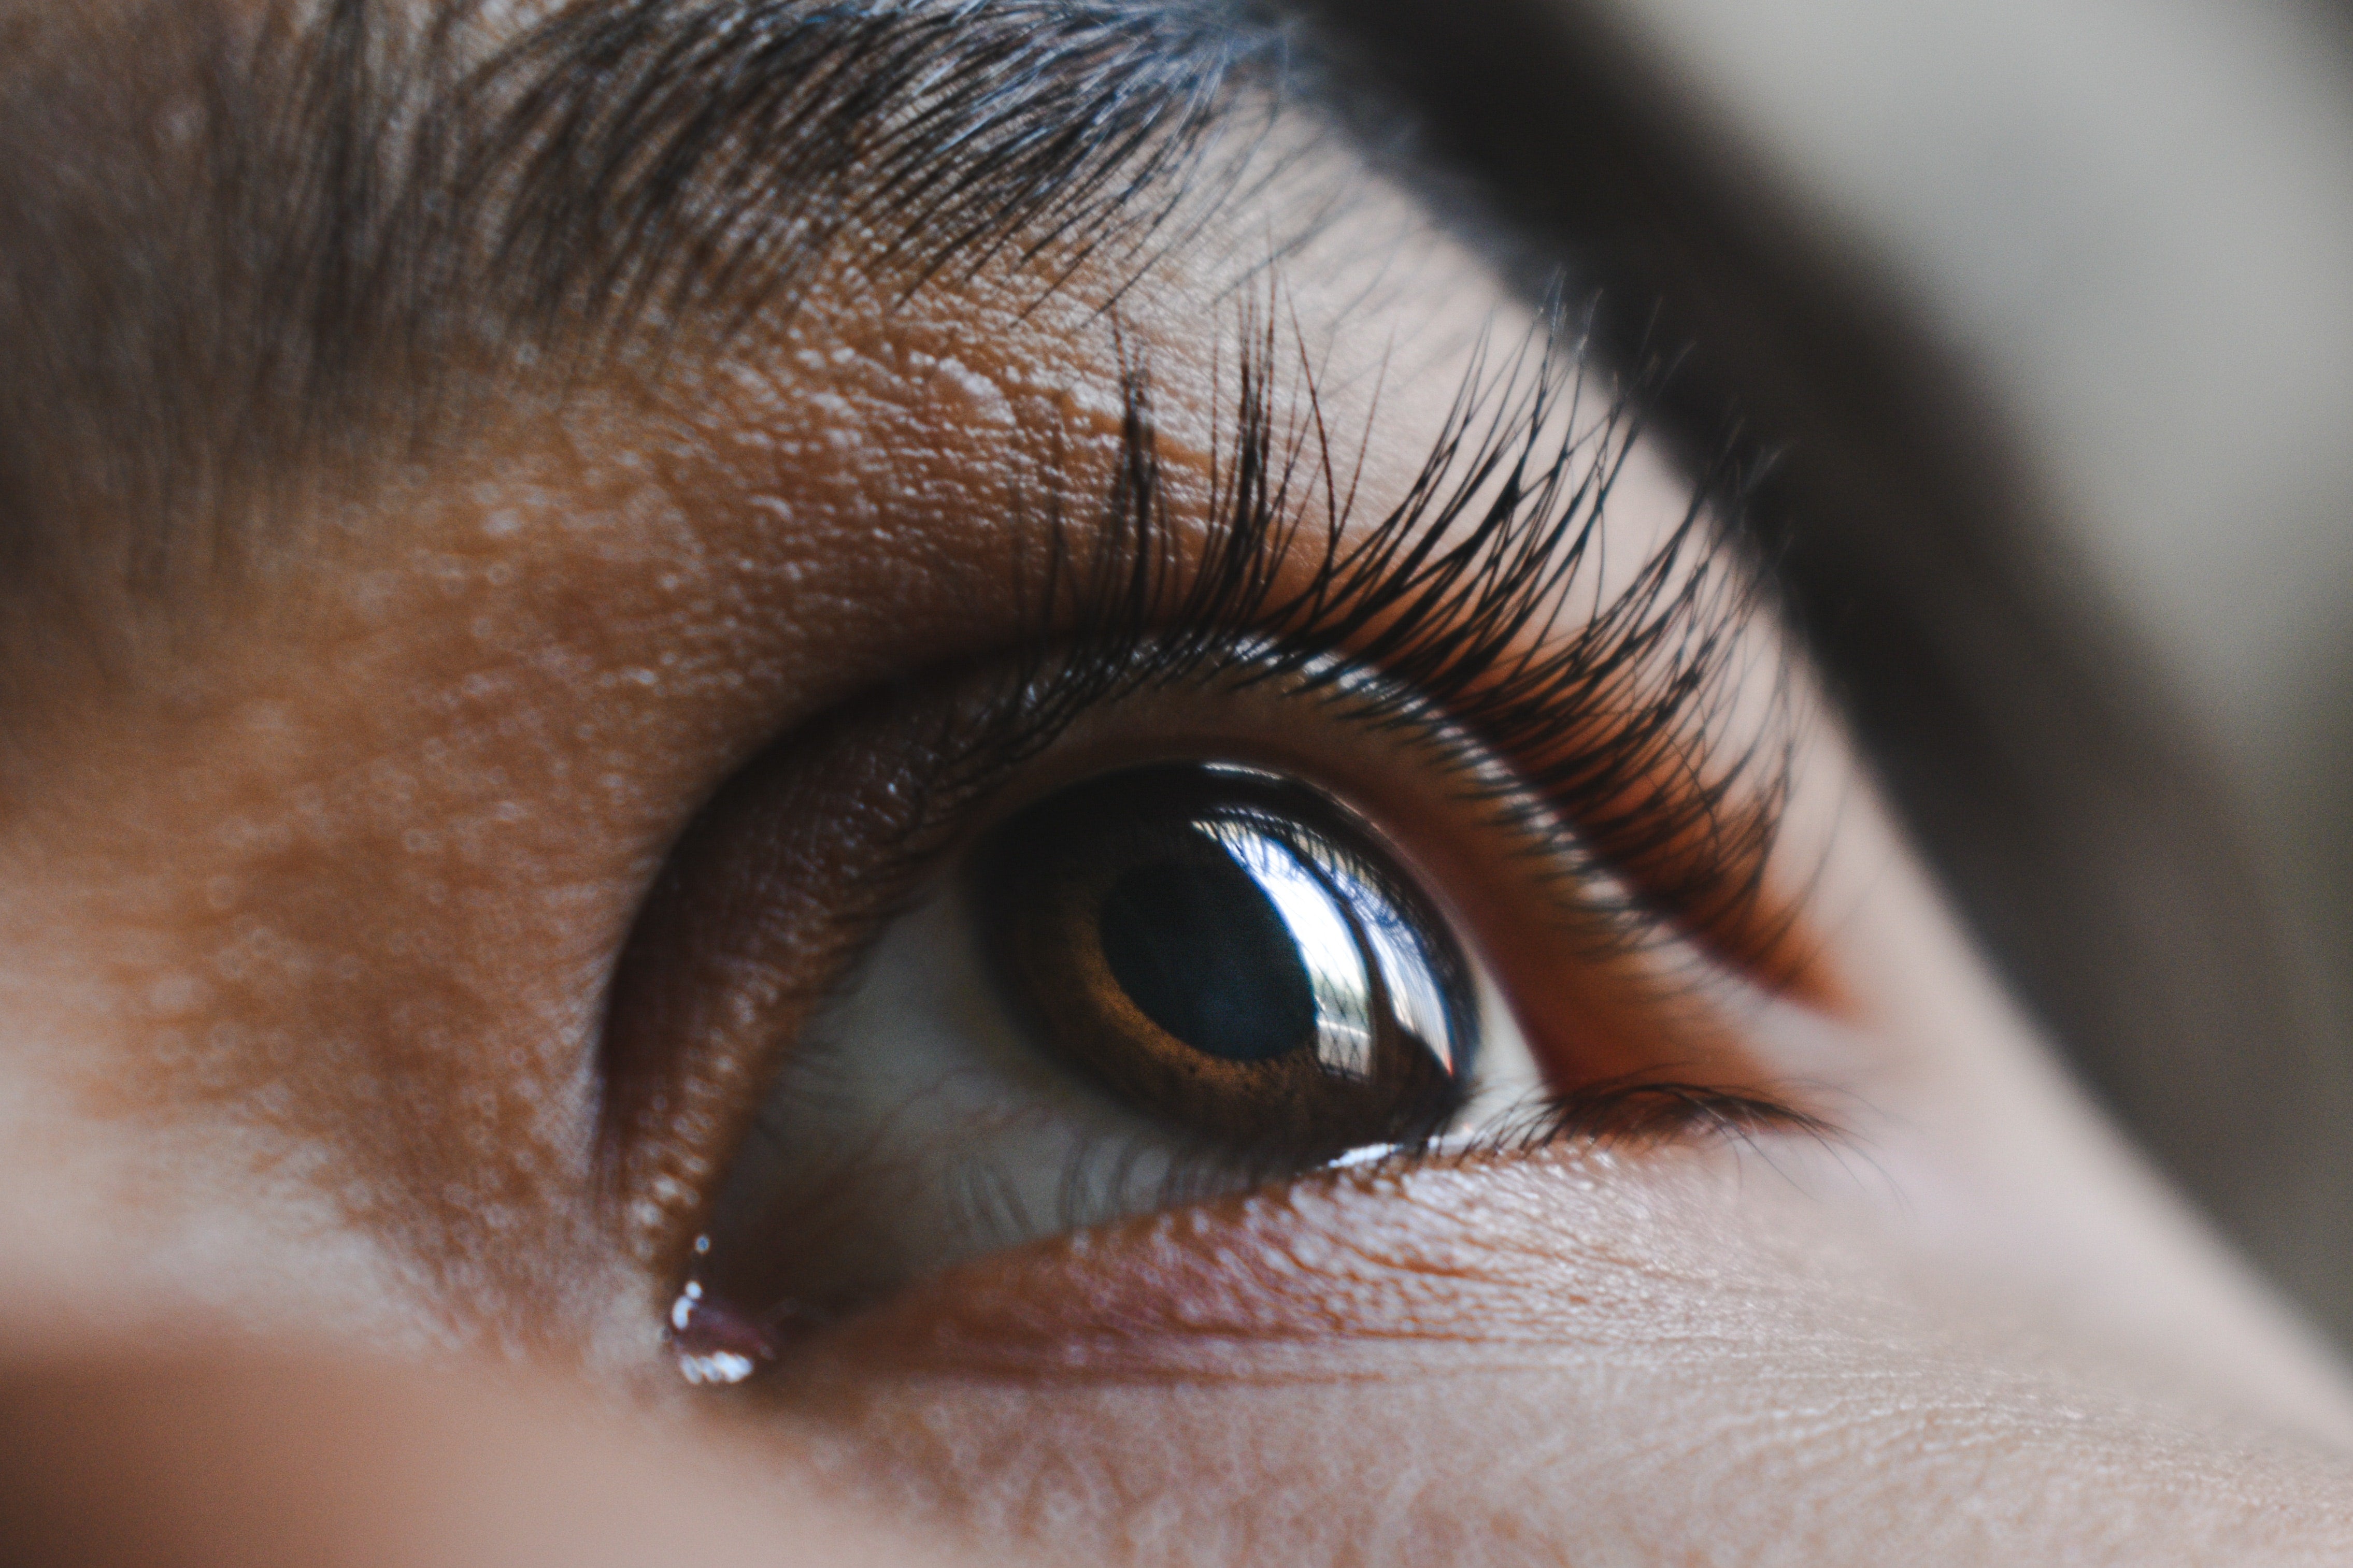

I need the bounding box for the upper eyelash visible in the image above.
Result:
[648,293,1824,1314]
[945,290,1804,972]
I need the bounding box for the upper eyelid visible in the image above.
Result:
[982,301,1822,997]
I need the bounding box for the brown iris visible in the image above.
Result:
[971,764,1479,1162]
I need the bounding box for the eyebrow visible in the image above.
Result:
[0,0,1288,562]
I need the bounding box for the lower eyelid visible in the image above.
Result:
[739,1138,1821,1390]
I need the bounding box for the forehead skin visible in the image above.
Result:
[3,5,2353,1565]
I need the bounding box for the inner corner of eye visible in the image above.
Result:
[668,758,1547,1379]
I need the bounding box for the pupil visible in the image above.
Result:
[1096,850,1318,1063]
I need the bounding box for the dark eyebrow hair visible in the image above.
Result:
[0,0,1288,587]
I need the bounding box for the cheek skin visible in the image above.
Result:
[742,1147,2353,1567]
[0,275,1155,1346]
[0,1347,973,1568]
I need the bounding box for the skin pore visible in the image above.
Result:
[3,2,2353,1562]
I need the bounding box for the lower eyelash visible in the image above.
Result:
[1427,1076,1833,1157]
[1076,1081,1837,1228]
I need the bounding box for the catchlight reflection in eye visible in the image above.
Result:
[670,763,1542,1382]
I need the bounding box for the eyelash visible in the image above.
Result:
[940,297,1801,960]
[623,295,1836,1352]
[879,296,1823,1152]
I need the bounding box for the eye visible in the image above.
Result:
[606,321,1822,1388]
[978,763,1478,1161]
[667,757,1548,1366]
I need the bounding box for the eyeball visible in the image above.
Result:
[974,763,1478,1162]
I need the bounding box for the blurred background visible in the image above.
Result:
[1561,0,2353,1340]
